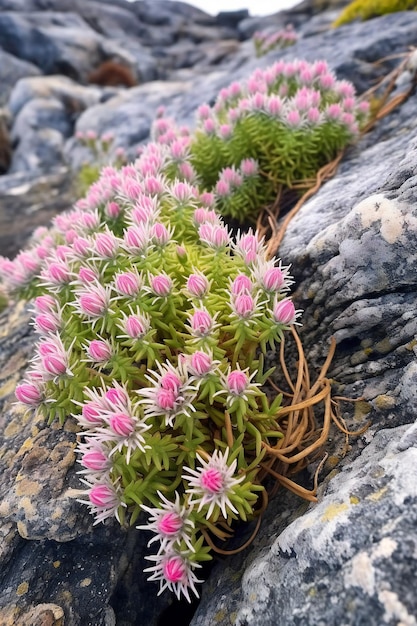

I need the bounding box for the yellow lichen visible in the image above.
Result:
[374,394,396,410]
[16,582,29,596]
[15,479,42,498]
[321,502,349,522]
[368,486,388,502]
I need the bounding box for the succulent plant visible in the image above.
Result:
[0,57,366,601]
[252,25,298,57]
[189,59,369,222]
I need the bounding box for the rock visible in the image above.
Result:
[8,75,103,119]
[67,79,193,169]
[0,169,76,258]
[0,49,41,107]
[0,12,103,81]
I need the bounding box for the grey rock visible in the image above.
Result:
[0,169,76,258]
[8,75,103,119]
[0,49,41,107]
[67,79,193,169]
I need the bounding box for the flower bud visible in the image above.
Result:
[15,382,43,406]
[87,340,112,363]
[273,298,297,325]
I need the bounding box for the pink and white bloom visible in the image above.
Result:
[185,272,210,299]
[114,270,142,297]
[149,273,173,298]
[78,480,125,525]
[182,449,244,519]
[86,339,112,363]
[15,381,44,407]
[144,549,203,602]
[138,491,195,552]
[77,439,112,475]
[272,297,300,325]
[117,307,150,340]
[188,308,217,339]
[73,283,112,320]
[188,350,218,378]
[137,360,197,427]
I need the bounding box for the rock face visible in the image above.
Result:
[1,1,417,625]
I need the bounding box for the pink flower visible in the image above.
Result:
[150,274,172,297]
[42,353,68,377]
[240,158,258,177]
[107,412,135,437]
[34,312,61,334]
[231,274,252,295]
[106,202,121,219]
[125,314,149,338]
[263,267,285,291]
[286,110,301,126]
[160,371,182,393]
[138,361,197,427]
[94,231,119,259]
[189,351,214,377]
[144,549,202,602]
[138,491,195,551]
[15,382,43,406]
[115,271,142,297]
[151,222,170,246]
[156,388,177,411]
[186,273,209,298]
[190,309,215,338]
[182,449,244,519]
[215,179,230,197]
[78,266,98,285]
[198,223,230,249]
[75,284,110,319]
[87,339,112,363]
[81,401,105,426]
[273,298,298,324]
[73,237,90,258]
[226,370,248,396]
[307,107,320,123]
[233,293,254,319]
[78,442,111,473]
[123,225,150,254]
[78,481,124,525]
[105,386,129,408]
[43,261,71,286]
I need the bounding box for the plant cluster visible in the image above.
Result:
[1,134,302,601]
[333,0,417,27]
[0,57,368,602]
[188,59,369,222]
[252,25,298,57]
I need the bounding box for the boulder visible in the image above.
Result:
[0,49,41,107]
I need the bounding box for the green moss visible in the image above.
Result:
[333,0,417,26]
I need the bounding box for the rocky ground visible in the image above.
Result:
[1,0,417,625]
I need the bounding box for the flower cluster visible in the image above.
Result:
[0,56,359,603]
[253,25,298,57]
[189,58,369,221]
[4,133,300,600]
